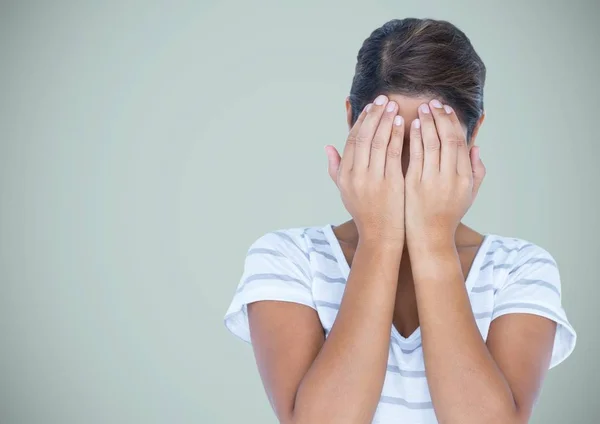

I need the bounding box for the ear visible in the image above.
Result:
[345,96,353,131]
[469,110,486,148]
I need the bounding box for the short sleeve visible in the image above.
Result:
[223,230,316,344]
[491,245,577,369]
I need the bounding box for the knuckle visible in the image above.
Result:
[370,138,386,150]
[443,134,466,148]
[424,141,440,152]
[354,134,370,145]
[443,136,458,146]
[456,138,467,148]
[410,149,424,160]
[387,146,402,159]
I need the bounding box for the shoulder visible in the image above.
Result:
[483,233,561,292]
[482,234,576,368]
[243,225,336,277]
[485,234,558,269]
[246,225,320,260]
[225,225,326,344]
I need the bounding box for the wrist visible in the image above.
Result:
[358,236,405,253]
[407,232,456,257]
[408,239,461,282]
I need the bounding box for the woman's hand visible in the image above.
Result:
[404,100,486,250]
[325,94,406,246]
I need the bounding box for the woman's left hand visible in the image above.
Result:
[404,99,486,250]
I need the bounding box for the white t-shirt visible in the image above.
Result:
[224,223,577,424]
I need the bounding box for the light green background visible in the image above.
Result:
[1,1,598,423]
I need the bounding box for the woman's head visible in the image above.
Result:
[346,18,486,144]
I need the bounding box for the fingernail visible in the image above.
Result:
[386,101,396,112]
[414,119,421,129]
[374,95,387,105]
[431,99,442,108]
[394,115,403,126]
[366,103,373,112]
[420,104,430,114]
[474,146,480,160]
[444,105,453,114]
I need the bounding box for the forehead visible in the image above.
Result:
[386,93,468,136]
[387,93,431,119]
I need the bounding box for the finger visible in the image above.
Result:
[340,102,371,174]
[384,114,405,180]
[325,145,341,187]
[442,105,472,176]
[418,103,441,176]
[471,146,486,199]
[430,100,459,175]
[406,118,423,182]
[369,100,398,175]
[353,94,389,171]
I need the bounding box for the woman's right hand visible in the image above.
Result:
[325,94,406,246]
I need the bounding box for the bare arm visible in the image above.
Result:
[411,245,555,424]
[247,94,407,424]
[249,241,401,424]
[405,99,557,423]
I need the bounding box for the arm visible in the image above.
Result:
[248,95,407,424]
[404,99,557,424]
[410,243,555,424]
[249,240,401,424]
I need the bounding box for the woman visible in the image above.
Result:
[224,18,576,424]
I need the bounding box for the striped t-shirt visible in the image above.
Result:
[224,223,577,424]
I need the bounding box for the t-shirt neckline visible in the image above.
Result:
[321,223,495,348]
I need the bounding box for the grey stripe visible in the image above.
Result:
[486,243,534,256]
[513,279,560,297]
[272,231,310,260]
[386,365,426,378]
[480,261,512,271]
[480,260,493,271]
[237,273,311,293]
[379,396,433,410]
[308,247,338,262]
[247,248,311,281]
[390,338,422,354]
[471,284,494,293]
[494,302,566,326]
[248,247,286,258]
[310,238,329,245]
[473,311,493,319]
[314,271,347,284]
[314,300,340,310]
[401,345,422,354]
[508,258,557,275]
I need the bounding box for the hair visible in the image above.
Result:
[349,18,486,143]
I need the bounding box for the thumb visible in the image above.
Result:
[470,146,486,199]
[325,145,341,186]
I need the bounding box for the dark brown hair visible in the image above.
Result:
[349,18,486,143]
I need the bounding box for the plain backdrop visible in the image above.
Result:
[1,1,598,423]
